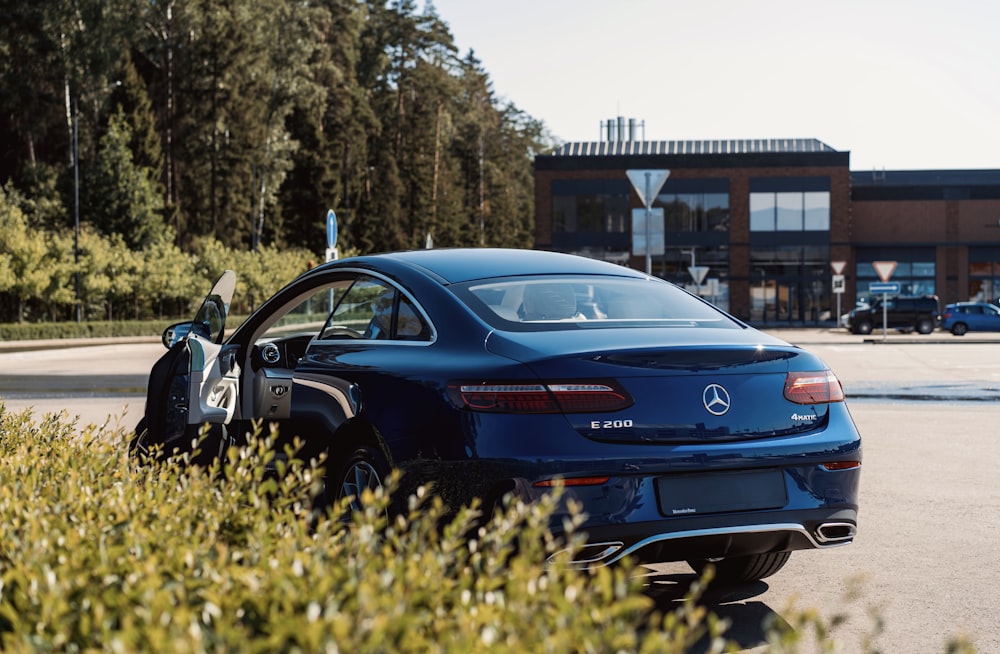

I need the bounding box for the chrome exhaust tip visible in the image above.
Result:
[815,521,856,544]
[547,541,624,567]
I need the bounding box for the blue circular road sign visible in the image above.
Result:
[326,210,338,248]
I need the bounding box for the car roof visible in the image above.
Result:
[344,248,650,285]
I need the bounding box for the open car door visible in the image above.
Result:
[131,271,239,462]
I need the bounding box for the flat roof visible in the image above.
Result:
[851,169,1000,187]
[548,138,838,157]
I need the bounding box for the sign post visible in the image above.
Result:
[325,209,339,262]
[830,261,846,328]
[631,208,664,265]
[627,169,670,275]
[870,261,898,338]
[832,274,846,326]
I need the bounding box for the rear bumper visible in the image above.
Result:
[394,408,862,567]
[547,507,858,568]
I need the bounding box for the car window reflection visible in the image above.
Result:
[462,276,736,330]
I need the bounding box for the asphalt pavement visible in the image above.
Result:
[2,331,1000,651]
[3,327,1000,411]
[767,327,1000,402]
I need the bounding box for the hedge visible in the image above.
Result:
[0,320,172,342]
[0,405,973,653]
[0,317,249,343]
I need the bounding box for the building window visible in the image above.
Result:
[804,192,830,230]
[749,177,830,233]
[776,192,803,230]
[655,192,729,232]
[553,191,629,234]
[653,178,730,234]
[750,191,829,231]
[750,193,776,231]
[553,193,630,233]
[968,248,1000,302]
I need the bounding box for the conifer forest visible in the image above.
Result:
[0,0,553,322]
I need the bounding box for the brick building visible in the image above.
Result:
[533,135,1000,325]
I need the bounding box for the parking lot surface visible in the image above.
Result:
[1,331,999,652]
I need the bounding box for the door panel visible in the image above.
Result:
[187,336,239,425]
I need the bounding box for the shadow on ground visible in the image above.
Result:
[642,569,789,652]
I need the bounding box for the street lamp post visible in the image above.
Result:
[72,94,81,323]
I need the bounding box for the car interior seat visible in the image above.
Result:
[521,284,578,320]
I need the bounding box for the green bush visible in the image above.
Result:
[0,406,974,653]
[0,319,172,341]
[0,317,250,342]
[0,409,732,652]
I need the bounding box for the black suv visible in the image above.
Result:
[846,295,939,334]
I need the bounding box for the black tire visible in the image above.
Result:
[128,418,229,466]
[318,443,390,516]
[951,322,968,336]
[855,320,873,335]
[128,417,150,460]
[688,551,791,585]
[916,318,934,334]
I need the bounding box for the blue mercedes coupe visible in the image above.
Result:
[133,248,861,584]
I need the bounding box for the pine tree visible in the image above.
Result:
[88,109,167,249]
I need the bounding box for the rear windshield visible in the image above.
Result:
[452,275,741,331]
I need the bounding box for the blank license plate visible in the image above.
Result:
[656,469,787,516]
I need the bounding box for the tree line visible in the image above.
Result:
[0,0,553,323]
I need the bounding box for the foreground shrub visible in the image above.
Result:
[0,406,975,653]
[0,407,734,653]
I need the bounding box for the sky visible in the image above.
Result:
[427,0,1000,171]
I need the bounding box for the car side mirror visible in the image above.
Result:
[162,321,194,349]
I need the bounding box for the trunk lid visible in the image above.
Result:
[485,328,833,444]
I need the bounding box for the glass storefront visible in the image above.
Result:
[657,245,730,313]
[750,245,831,323]
[549,176,840,322]
[968,248,1000,302]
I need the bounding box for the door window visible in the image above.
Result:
[320,275,430,342]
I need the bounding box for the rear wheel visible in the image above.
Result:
[916,318,934,334]
[315,443,390,517]
[688,551,791,585]
[951,322,968,336]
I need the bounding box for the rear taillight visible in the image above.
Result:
[448,380,633,414]
[533,476,610,487]
[783,370,845,404]
[821,461,860,471]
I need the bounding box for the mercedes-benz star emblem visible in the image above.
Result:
[702,384,731,416]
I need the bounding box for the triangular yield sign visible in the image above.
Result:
[626,169,670,208]
[688,265,709,285]
[872,260,897,282]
